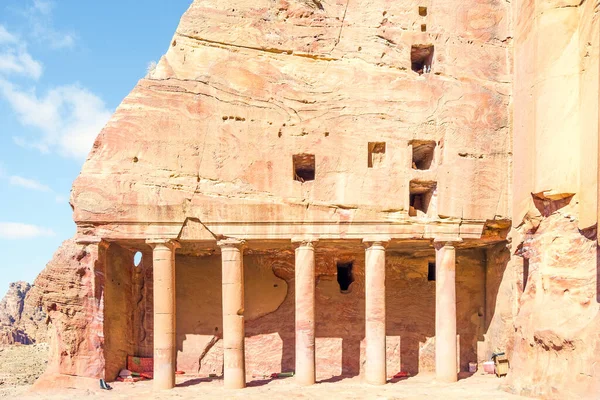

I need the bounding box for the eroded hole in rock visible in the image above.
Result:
[419,6,427,16]
[531,191,575,217]
[293,153,315,182]
[337,261,354,293]
[368,142,386,168]
[411,140,436,170]
[428,261,436,281]
[133,251,142,267]
[409,179,437,216]
[411,44,434,74]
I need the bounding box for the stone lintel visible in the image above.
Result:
[75,219,487,242]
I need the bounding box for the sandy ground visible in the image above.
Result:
[0,344,530,400]
[0,343,48,398]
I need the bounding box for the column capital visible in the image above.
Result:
[363,238,390,249]
[146,238,180,250]
[217,237,246,250]
[291,237,318,248]
[433,237,462,250]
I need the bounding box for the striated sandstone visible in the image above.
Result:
[71,0,512,235]
[27,239,106,381]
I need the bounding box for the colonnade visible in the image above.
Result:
[147,238,458,390]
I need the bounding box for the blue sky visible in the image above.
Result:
[0,0,191,294]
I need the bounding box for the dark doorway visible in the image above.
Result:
[336,262,354,293]
[428,262,436,281]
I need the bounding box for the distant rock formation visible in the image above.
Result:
[0,281,47,345]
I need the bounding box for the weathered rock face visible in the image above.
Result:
[505,0,600,398]
[505,211,600,399]
[70,0,512,240]
[0,281,46,345]
[26,239,106,379]
[0,282,29,326]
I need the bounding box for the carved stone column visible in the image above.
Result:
[364,239,388,385]
[218,238,246,389]
[293,238,317,386]
[147,239,180,390]
[434,240,458,383]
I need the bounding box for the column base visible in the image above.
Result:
[224,368,246,389]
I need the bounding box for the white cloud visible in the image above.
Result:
[0,80,112,158]
[0,46,42,79]
[1,171,66,202]
[26,0,75,50]
[0,222,55,239]
[8,176,51,192]
[0,5,109,160]
[0,26,17,44]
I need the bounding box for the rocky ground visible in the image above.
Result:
[0,343,48,398]
[0,343,528,400]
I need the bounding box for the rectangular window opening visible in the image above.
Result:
[368,142,386,168]
[293,154,315,182]
[410,140,436,170]
[411,44,434,75]
[409,179,437,217]
[419,6,427,16]
[336,261,355,293]
[421,24,427,32]
[428,262,436,281]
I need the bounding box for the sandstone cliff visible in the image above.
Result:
[504,0,600,398]
[0,281,46,345]
[25,238,105,378]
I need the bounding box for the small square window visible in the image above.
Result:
[409,179,437,217]
[410,140,436,170]
[293,154,315,182]
[368,142,386,168]
[419,6,427,16]
[421,24,427,32]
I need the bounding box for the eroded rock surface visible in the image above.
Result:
[0,281,46,345]
[71,0,512,236]
[26,239,106,381]
[504,210,600,399]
